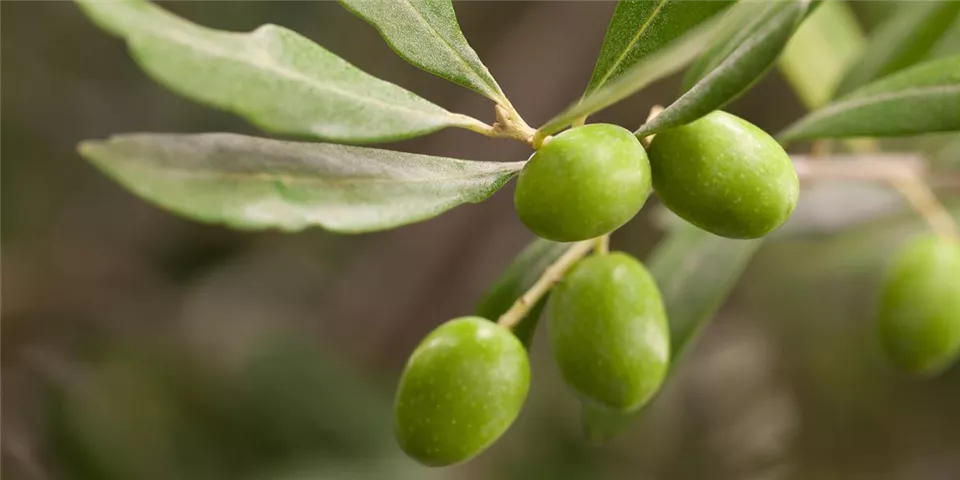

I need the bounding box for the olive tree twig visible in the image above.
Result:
[794,152,958,238]
[497,240,596,330]
[792,154,926,182]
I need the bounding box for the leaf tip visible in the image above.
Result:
[76,139,101,160]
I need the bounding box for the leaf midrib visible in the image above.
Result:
[397,0,501,99]
[133,23,467,125]
[789,84,960,129]
[93,150,524,188]
[593,0,669,90]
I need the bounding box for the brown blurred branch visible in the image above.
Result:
[793,154,927,182]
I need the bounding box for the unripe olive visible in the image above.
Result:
[878,234,960,375]
[394,316,530,466]
[647,111,799,239]
[514,124,651,242]
[547,252,670,412]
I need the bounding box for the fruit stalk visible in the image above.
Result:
[497,240,597,330]
[594,235,610,255]
[639,105,664,148]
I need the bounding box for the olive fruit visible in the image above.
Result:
[878,234,960,375]
[647,111,799,239]
[547,252,669,413]
[394,316,530,466]
[514,124,651,242]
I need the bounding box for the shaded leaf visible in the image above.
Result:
[636,0,816,137]
[75,0,485,143]
[833,1,960,97]
[778,0,865,108]
[475,239,570,348]
[78,133,522,233]
[648,223,762,362]
[340,0,506,103]
[679,0,758,92]
[585,0,732,95]
[536,19,718,138]
[778,55,960,142]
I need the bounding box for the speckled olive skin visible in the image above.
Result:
[547,252,669,412]
[514,124,651,242]
[647,111,799,239]
[878,234,960,375]
[394,316,530,466]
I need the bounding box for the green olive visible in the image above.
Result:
[394,316,530,466]
[514,124,651,242]
[547,252,670,412]
[647,111,799,239]
[878,234,960,375]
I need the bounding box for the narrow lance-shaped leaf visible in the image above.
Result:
[636,0,816,137]
[536,18,719,138]
[583,222,762,443]
[475,239,570,348]
[649,223,762,363]
[75,0,486,144]
[585,0,733,95]
[778,55,960,142]
[679,0,758,92]
[833,1,960,98]
[340,0,507,104]
[78,133,523,233]
[778,0,865,109]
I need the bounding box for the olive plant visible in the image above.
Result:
[75,0,960,467]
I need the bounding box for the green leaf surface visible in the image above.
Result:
[636,0,816,137]
[585,0,732,95]
[778,0,865,109]
[75,0,485,143]
[833,1,960,98]
[339,0,505,104]
[679,0,757,92]
[78,133,522,233]
[536,18,718,138]
[475,239,570,348]
[648,223,762,363]
[778,55,960,142]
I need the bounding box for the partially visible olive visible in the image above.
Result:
[878,234,960,375]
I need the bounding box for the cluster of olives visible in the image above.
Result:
[515,111,800,242]
[395,251,668,466]
[394,111,960,467]
[394,111,798,466]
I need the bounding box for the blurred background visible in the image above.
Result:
[2,1,960,479]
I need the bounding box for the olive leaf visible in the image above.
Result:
[78,133,523,233]
[536,18,718,138]
[585,0,733,95]
[778,0,865,109]
[475,239,570,348]
[75,0,486,144]
[636,0,816,137]
[649,223,762,363]
[833,1,960,98]
[339,0,506,104]
[678,0,757,92]
[778,55,960,142]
